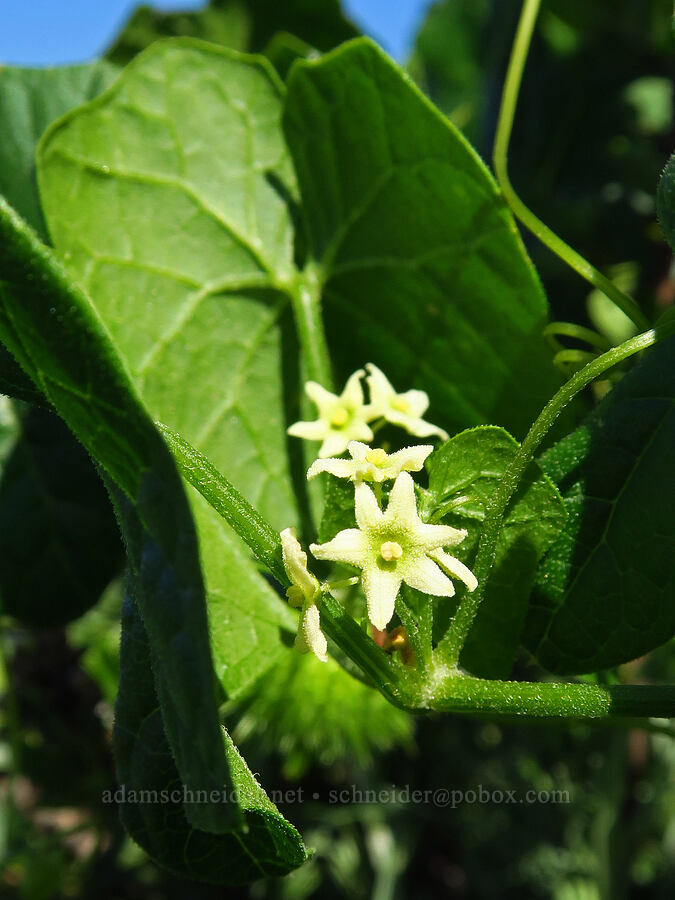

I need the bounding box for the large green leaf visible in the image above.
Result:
[423,426,566,678]
[0,197,307,870]
[0,197,238,833]
[116,596,307,883]
[0,405,123,628]
[283,38,562,439]
[0,61,118,239]
[524,338,675,674]
[37,40,300,697]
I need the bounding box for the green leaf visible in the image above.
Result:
[0,405,123,628]
[0,61,118,239]
[524,338,675,674]
[424,426,566,678]
[116,596,307,883]
[0,197,240,833]
[37,40,302,697]
[283,38,562,439]
[657,152,675,251]
[318,474,357,543]
[0,345,44,405]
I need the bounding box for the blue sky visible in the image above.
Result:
[0,0,434,66]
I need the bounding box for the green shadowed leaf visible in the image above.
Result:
[525,338,675,674]
[116,596,307,884]
[0,405,123,628]
[424,426,566,678]
[0,200,307,865]
[0,60,118,401]
[283,38,562,440]
[37,40,302,698]
[0,61,119,239]
[657,152,675,251]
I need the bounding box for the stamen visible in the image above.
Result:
[330,407,349,427]
[380,540,403,562]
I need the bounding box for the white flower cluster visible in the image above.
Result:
[281,365,476,663]
[287,363,448,458]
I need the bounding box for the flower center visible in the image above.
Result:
[330,407,350,428]
[365,448,387,466]
[391,396,411,413]
[380,540,403,562]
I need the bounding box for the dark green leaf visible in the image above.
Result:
[0,405,123,628]
[424,426,566,678]
[318,475,356,544]
[106,0,357,66]
[283,38,562,439]
[657,152,675,251]
[116,596,307,883]
[525,338,675,674]
[0,196,239,833]
[106,4,250,66]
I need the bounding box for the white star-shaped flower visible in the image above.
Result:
[287,369,374,458]
[310,472,477,631]
[366,363,449,441]
[306,441,433,483]
[280,527,327,662]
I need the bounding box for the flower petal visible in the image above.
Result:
[348,441,371,461]
[404,556,456,597]
[414,522,467,550]
[295,603,328,662]
[365,362,394,411]
[280,527,318,601]
[354,481,383,530]
[384,471,418,525]
[347,420,374,444]
[384,444,434,476]
[307,457,356,480]
[305,380,337,412]
[318,432,352,458]
[361,565,402,630]
[386,409,449,441]
[341,368,366,408]
[428,549,478,592]
[399,388,430,418]
[287,419,328,441]
[311,529,369,566]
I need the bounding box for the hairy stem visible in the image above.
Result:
[424,675,675,720]
[493,0,649,331]
[439,323,675,666]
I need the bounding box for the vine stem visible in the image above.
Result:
[492,0,650,332]
[438,323,675,667]
[288,265,333,389]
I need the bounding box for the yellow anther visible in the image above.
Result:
[330,407,349,427]
[380,541,403,562]
[365,448,388,465]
